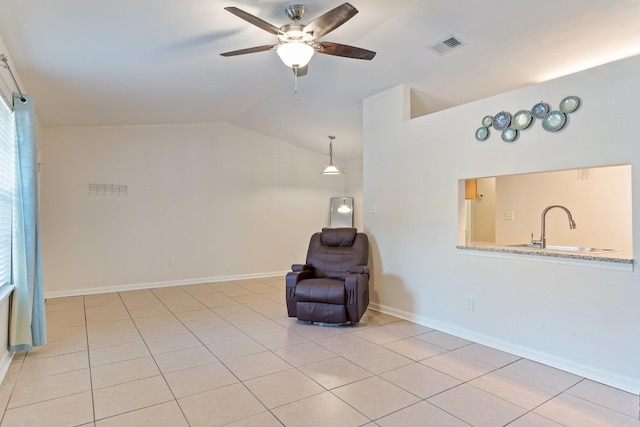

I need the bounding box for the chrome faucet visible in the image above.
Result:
[531,205,576,249]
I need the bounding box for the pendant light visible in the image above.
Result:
[337,198,352,213]
[322,135,341,175]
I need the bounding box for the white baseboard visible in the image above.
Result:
[0,286,14,386]
[368,302,640,395]
[0,351,13,387]
[44,270,287,299]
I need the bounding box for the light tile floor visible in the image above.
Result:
[0,277,638,426]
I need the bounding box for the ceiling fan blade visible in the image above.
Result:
[316,41,376,60]
[293,65,308,77]
[220,45,276,57]
[224,7,282,35]
[303,2,358,40]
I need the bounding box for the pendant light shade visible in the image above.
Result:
[322,135,341,175]
[276,42,315,68]
[337,198,352,213]
[322,164,340,175]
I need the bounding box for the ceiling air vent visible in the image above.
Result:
[430,35,464,55]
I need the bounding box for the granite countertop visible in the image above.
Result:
[457,242,633,265]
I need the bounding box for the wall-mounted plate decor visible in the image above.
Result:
[531,102,549,119]
[492,111,511,130]
[559,96,580,113]
[512,110,533,130]
[501,127,518,142]
[475,127,489,141]
[474,96,578,141]
[542,111,566,132]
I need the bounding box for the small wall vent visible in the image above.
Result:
[430,35,464,55]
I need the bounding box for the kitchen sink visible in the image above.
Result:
[501,243,542,249]
[500,244,621,254]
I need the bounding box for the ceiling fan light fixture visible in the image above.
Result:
[276,42,315,68]
[221,3,377,76]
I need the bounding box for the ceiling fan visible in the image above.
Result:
[220,2,376,76]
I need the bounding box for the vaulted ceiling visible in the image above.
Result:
[1,0,639,160]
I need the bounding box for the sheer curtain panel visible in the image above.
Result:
[9,93,46,351]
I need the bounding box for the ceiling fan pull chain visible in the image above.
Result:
[294,66,299,103]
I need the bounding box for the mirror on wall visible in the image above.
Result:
[460,164,633,255]
[330,197,354,227]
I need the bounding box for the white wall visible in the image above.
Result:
[345,158,364,231]
[363,56,640,393]
[40,123,348,296]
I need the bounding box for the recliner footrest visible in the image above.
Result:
[296,302,347,323]
[295,278,346,304]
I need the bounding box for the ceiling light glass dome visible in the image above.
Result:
[276,42,314,68]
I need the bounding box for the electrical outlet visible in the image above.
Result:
[504,211,515,220]
[466,296,474,310]
[167,258,174,265]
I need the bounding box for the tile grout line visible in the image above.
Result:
[83,294,98,426]
[114,288,193,425]
[148,283,289,425]
[83,290,182,424]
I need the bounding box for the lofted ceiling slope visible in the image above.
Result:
[0,0,639,160]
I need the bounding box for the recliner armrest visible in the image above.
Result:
[291,264,313,272]
[349,265,369,274]
[285,269,315,317]
[344,270,370,322]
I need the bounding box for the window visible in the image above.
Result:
[0,97,14,287]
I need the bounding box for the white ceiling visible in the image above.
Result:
[1,0,639,160]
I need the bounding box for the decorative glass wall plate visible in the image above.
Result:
[512,110,533,130]
[475,127,489,141]
[531,102,549,119]
[501,127,517,142]
[559,96,580,113]
[542,111,566,132]
[482,115,493,127]
[492,111,511,130]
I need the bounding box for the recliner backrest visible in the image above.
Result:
[306,228,369,280]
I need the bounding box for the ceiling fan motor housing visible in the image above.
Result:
[285,5,306,22]
[278,24,314,43]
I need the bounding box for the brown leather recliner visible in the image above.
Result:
[286,227,369,324]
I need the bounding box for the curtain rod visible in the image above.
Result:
[0,54,27,103]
